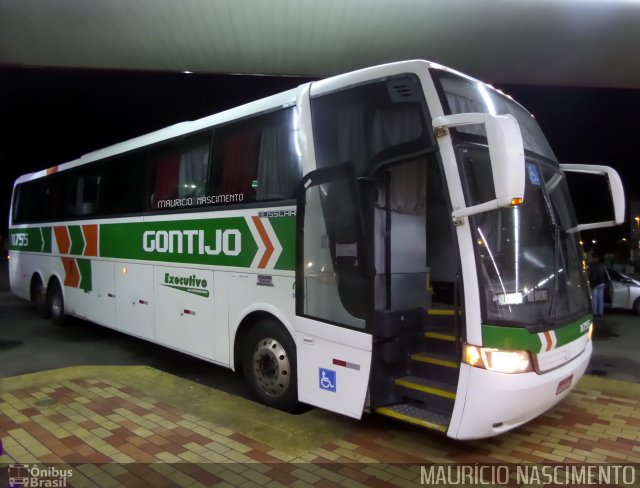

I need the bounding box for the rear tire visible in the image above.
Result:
[31,276,49,318]
[47,279,66,326]
[242,319,298,412]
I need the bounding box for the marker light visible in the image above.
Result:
[588,322,594,340]
[465,344,482,367]
[511,197,523,206]
[122,267,127,275]
[463,344,533,374]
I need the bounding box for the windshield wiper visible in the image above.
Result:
[548,223,561,320]
[539,164,563,321]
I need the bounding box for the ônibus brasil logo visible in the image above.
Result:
[7,464,73,487]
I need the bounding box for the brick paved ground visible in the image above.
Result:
[1,366,639,487]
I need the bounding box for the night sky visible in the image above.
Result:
[1,67,639,253]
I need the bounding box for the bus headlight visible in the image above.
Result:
[463,344,533,374]
[588,322,594,340]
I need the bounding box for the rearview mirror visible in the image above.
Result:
[433,113,525,218]
[560,164,625,232]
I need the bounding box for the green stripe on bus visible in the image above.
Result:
[481,325,542,352]
[8,227,52,253]
[41,227,52,253]
[554,316,591,347]
[68,225,85,256]
[269,216,296,271]
[482,316,591,352]
[99,218,265,269]
[77,258,92,292]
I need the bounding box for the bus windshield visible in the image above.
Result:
[432,70,590,328]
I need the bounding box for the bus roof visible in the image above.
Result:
[13,84,302,185]
[13,58,526,186]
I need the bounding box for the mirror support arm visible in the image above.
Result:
[561,164,626,227]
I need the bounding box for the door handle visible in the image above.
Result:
[303,336,314,345]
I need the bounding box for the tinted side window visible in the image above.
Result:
[210,107,301,206]
[149,132,211,210]
[97,152,148,216]
[311,75,431,176]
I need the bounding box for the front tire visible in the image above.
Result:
[47,280,66,326]
[633,298,640,316]
[242,320,298,412]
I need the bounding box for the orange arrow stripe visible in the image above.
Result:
[61,257,80,288]
[82,224,98,256]
[543,331,553,352]
[54,226,70,255]
[252,216,274,269]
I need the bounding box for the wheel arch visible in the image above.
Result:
[46,272,65,298]
[29,271,46,301]
[231,304,295,372]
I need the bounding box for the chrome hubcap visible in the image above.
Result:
[252,338,290,397]
[51,293,62,317]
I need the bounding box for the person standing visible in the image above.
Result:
[587,251,607,317]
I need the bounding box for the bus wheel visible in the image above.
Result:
[47,280,66,326]
[242,320,298,412]
[31,276,49,317]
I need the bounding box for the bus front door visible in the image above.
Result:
[295,163,373,419]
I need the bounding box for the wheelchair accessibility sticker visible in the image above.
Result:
[319,368,336,392]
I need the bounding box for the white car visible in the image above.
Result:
[605,267,640,315]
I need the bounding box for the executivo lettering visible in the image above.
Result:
[162,272,210,297]
[143,229,241,256]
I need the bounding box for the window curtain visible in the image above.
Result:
[256,125,300,200]
[335,104,370,174]
[371,106,423,155]
[152,153,180,207]
[178,144,209,199]
[220,131,260,197]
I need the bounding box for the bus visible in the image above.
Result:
[8,60,625,439]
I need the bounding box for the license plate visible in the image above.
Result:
[556,374,574,395]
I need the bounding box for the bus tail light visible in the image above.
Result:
[463,344,533,374]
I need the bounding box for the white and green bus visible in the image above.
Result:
[8,60,625,439]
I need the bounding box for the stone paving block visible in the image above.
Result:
[200,449,230,463]
[1,366,638,487]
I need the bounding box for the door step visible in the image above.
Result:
[394,376,456,399]
[411,352,457,368]
[376,404,450,432]
[425,331,456,342]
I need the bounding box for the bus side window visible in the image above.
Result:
[78,173,99,216]
[150,152,181,207]
[98,153,147,216]
[149,132,211,209]
[217,130,260,201]
[211,107,301,205]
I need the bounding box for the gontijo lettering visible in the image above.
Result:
[143,229,241,256]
